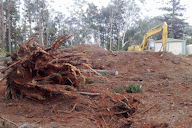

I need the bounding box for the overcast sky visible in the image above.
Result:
[50,0,192,25]
[144,0,192,25]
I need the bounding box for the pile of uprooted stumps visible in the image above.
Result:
[1,34,100,103]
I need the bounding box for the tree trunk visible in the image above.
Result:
[14,26,17,50]
[0,0,5,50]
[70,37,73,46]
[117,22,120,51]
[8,16,11,53]
[122,31,126,48]
[28,0,32,36]
[110,9,113,50]
[41,23,44,46]
[29,13,32,36]
[171,0,175,38]
[105,24,108,49]
[110,20,113,50]
[24,19,27,43]
[38,22,41,44]
[7,4,11,54]
[46,25,49,46]
[38,0,42,45]
[98,28,101,47]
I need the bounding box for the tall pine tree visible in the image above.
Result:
[158,0,187,39]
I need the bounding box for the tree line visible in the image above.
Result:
[0,0,191,54]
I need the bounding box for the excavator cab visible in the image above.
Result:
[128,45,142,51]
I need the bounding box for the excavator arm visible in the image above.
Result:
[128,22,168,51]
[162,22,168,51]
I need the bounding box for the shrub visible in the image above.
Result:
[79,78,96,85]
[1,57,10,65]
[111,85,124,93]
[0,48,6,55]
[100,72,112,77]
[86,78,96,84]
[125,83,144,93]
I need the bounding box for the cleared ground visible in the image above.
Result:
[0,44,191,128]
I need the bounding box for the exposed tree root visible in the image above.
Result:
[2,34,102,103]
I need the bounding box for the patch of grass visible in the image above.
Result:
[125,83,144,93]
[100,72,112,77]
[86,78,96,84]
[80,78,96,85]
[85,51,91,54]
[80,80,85,85]
[111,85,124,93]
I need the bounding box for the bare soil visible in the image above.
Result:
[0,44,191,128]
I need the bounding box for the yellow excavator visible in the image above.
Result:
[128,22,168,51]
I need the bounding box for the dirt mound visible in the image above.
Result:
[0,44,191,128]
[67,44,192,75]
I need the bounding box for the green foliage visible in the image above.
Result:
[111,83,144,94]
[111,85,124,93]
[0,50,11,65]
[100,72,112,77]
[0,48,6,55]
[0,0,145,51]
[86,78,96,84]
[1,57,10,65]
[124,17,162,47]
[85,51,91,54]
[80,80,85,85]
[158,0,187,39]
[125,83,144,93]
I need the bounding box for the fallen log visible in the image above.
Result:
[77,91,101,96]
[83,69,118,76]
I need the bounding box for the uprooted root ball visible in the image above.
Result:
[3,35,95,103]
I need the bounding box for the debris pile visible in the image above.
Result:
[2,35,93,103]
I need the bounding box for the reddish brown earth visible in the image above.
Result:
[0,44,191,128]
